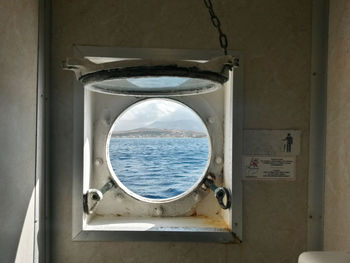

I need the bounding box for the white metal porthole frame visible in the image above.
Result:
[95,95,221,217]
[71,46,243,243]
[105,98,214,204]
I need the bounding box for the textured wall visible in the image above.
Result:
[324,0,350,250]
[51,0,312,262]
[0,0,38,262]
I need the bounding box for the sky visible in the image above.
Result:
[112,99,203,132]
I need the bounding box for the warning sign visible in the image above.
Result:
[243,156,295,180]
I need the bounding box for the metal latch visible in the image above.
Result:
[204,175,231,210]
[83,180,116,214]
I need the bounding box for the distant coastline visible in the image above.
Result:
[112,128,207,138]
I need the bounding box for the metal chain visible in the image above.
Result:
[203,0,228,55]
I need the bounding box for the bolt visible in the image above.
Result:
[91,193,100,201]
[215,156,223,164]
[155,206,164,216]
[95,158,103,166]
[115,193,124,201]
[193,191,200,201]
[208,117,215,124]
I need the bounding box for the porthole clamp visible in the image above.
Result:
[83,180,116,214]
[204,175,231,210]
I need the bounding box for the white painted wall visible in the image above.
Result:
[50,1,312,262]
[0,0,38,262]
[324,0,350,250]
[0,0,332,262]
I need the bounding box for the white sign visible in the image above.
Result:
[243,156,295,180]
[244,130,301,156]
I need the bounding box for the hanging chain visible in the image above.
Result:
[203,0,228,55]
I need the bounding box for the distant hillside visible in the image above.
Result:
[145,119,206,132]
[112,128,207,138]
[114,119,207,133]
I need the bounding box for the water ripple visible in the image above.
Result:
[109,138,209,199]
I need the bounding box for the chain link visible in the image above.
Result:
[203,0,228,55]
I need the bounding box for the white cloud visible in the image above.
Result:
[121,99,178,120]
[113,99,199,132]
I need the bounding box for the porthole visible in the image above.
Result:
[106,98,212,202]
[70,47,243,243]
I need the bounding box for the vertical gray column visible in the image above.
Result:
[0,0,39,262]
[307,0,328,250]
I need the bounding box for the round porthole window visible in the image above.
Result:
[106,98,211,202]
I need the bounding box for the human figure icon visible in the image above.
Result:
[282,133,293,152]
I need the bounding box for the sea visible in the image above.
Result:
[108,137,209,199]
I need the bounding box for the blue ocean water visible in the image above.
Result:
[108,138,209,199]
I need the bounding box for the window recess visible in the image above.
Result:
[67,46,243,243]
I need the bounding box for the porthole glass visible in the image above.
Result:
[89,77,221,95]
[127,77,188,88]
[107,99,211,201]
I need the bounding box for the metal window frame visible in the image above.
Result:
[34,0,50,262]
[307,0,328,250]
[72,46,244,242]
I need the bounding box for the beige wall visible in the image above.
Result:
[51,1,312,262]
[0,0,38,262]
[324,0,350,250]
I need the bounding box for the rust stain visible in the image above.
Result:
[188,204,229,229]
[202,217,230,229]
[189,214,230,229]
[190,211,197,217]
